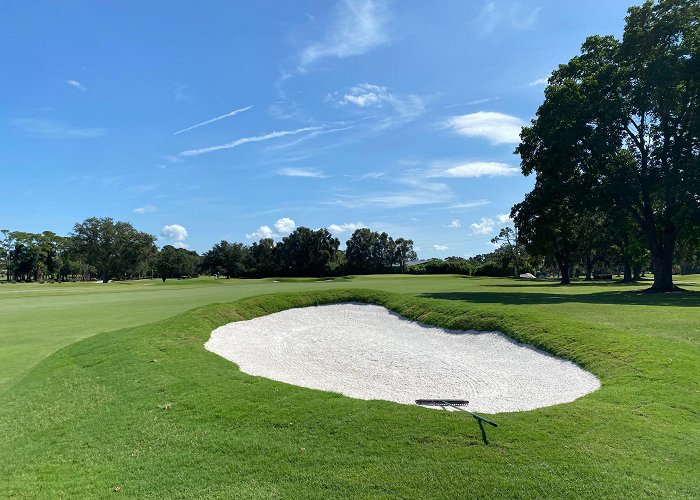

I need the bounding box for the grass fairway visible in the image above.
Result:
[0,276,698,498]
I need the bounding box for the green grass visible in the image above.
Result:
[0,276,698,498]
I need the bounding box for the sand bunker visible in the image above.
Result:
[205,303,600,413]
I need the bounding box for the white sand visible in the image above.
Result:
[205,303,600,413]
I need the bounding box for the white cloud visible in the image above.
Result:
[160,224,188,243]
[174,106,253,135]
[448,219,461,228]
[65,79,86,92]
[497,213,513,224]
[336,83,426,127]
[9,118,105,139]
[428,161,519,177]
[433,244,449,251]
[246,217,297,240]
[246,225,273,239]
[274,167,328,178]
[475,2,542,37]
[274,217,296,234]
[446,112,524,145]
[328,222,366,234]
[448,200,491,209]
[299,0,390,70]
[470,218,496,235]
[179,127,322,157]
[133,204,158,214]
[528,76,549,87]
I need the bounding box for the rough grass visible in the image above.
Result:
[0,284,698,498]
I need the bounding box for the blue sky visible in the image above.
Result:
[0,0,639,257]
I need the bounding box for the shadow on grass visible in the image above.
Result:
[420,288,700,307]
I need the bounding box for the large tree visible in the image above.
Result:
[277,227,339,276]
[516,0,699,291]
[71,217,156,283]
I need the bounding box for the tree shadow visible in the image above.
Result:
[420,288,700,307]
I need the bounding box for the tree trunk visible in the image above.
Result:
[162,277,167,282]
[622,261,633,282]
[585,255,593,281]
[555,254,571,285]
[649,249,676,292]
[633,266,641,280]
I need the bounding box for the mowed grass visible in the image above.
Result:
[0,276,698,497]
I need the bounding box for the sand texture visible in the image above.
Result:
[205,303,600,413]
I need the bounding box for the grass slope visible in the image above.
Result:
[1,286,698,498]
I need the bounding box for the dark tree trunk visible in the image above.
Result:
[161,277,166,282]
[633,266,642,280]
[622,261,633,282]
[555,253,571,285]
[585,255,593,281]
[650,249,676,292]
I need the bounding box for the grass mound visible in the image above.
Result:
[0,289,697,498]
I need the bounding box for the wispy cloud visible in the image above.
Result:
[10,118,105,139]
[448,219,461,228]
[433,244,449,251]
[445,111,524,145]
[428,161,519,177]
[328,179,454,209]
[298,0,390,71]
[174,106,253,135]
[267,125,356,150]
[474,1,542,37]
[448,200,491,210]
[133,204,158,214]
[528,75,549,87]
[328,222,366,234]
[65,79,86,92]
[274,167,328,178]
[332,83,426,128]
[173,84,192,102]
[179,126,322,157]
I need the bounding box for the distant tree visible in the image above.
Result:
[394,238,417,273]
[0,229,13,281]
[156,245,200,281]
[71,217,156,283]
[345,229,398,273]
[490,227,521,277]
[277,227,339,276]
[201,240,249,278]
[249,238,277,277]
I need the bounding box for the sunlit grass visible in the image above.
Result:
[0,276,697,497]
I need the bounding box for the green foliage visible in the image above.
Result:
[71,217,156,283]
[156,245,200,281]
[514,0,700,291]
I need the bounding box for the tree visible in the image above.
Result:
[71,217,156,283]
[394,238,417,273]
[517,1,699,291]
[156,245,200,281]
[345,229,398,273]
[201,241,249,278]
[490,227,521,277]
[277,227,339,276]
[249,238,277,277]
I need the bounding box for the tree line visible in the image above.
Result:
[0,218,416,283]
[512,0,699,291]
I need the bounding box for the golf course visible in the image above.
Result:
[1,275,698,498]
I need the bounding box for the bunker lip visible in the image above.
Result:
[205,303,600,414]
